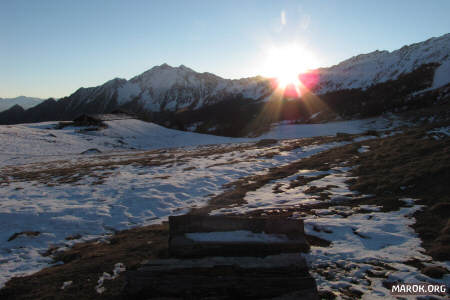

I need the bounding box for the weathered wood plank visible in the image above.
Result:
[168,215,309,258]
[169,215,305,235]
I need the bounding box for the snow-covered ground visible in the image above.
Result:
[303,203,450,299]
[211,166,359,215]
[0,120,247,167]
[0,116,400,167]
[3,114,444,298]
[0,137,351,287]
[212,163,450,298]
[260,117,399,140]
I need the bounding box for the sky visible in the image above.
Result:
[1,0,449,99]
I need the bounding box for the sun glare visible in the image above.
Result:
[263,44,318,95]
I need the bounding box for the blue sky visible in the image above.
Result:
[1,0,449,98]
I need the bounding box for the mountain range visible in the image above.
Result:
[1,33,449,136]
[0,96,43,112]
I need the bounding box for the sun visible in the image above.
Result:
[263,44,318,89]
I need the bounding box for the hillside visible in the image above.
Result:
[0,115,399,167]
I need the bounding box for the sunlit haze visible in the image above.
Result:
[262,44,318,88]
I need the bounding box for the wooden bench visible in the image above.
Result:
[125,215,317,299]
[169,214,310,258]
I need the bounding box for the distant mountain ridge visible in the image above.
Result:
[315,33,450,93]
[0,96,43,112]
[66,63,271,114]
[0,33,449,136]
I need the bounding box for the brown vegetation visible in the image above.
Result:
[1,122,448,299]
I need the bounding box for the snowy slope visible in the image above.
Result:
[128,64,271,111]
[64,34,450,112]
[0,116,402,167]
[315,33,450,93]
[64,64,271,113]
[66,78,127,111]
[0,120,248,167]
[71,31,450,114]
[0,96,43,112]
[134,64,270,111]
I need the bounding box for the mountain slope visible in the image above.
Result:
[0,96,43,112]
[0,33,449,135]
[62,64,272,115]
[128,64,271,111]
[315,33,450,93]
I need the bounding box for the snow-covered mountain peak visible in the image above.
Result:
[103,77,127,88]
[54,33,450,115]
[328,33,449,71]
[5,34,446,124]
[63,31,449,115]
[76,63,267,112]
[316,33,450,93]
[178,64,194,71]
[0,96,43,112]
[130,63,207,92]
[132,63,195,79]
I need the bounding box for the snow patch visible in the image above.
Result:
[432,59,450,89]
[116,82,140,105]
[60,280,72,290]
[301,203,450,298]
[95,262,126,294]
[358,145,370,153]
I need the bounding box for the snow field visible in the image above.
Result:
[0,115,408,288]
[0,137,356,287]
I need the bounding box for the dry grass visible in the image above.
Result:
[1,124,448,299]
[349,127,450,260]
[190,140,360,215]
[1,131,363,187]
[192,125,450,263]
[0,224,169,300]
